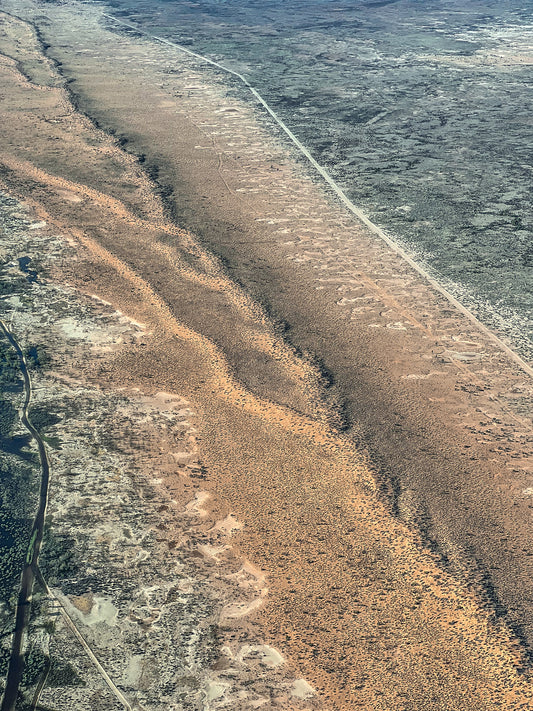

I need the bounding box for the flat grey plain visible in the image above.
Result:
[104,0,533,358]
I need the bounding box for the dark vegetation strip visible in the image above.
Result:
[0,320,51,711]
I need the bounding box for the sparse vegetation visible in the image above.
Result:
[24,344,50,370]
[28,405,61,435]
[39,528,80,583]
[0,340,22,387]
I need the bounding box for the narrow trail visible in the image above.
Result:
[0,318,135,711]
[34,569,137,711]
[102,12,533,380]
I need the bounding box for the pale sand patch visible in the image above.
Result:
[442,350,484,362]
[221,594,265,619]
[123,655,144,687]
[56,188,83,203]
[207,681,229,701]
[212,513,243,537]
[402,371,446,380]
[70,592,94,615]
[55,315,132,346]
[197,543,228,562]
[236,644,285,668]
[3,295,23,308]
[185,490,210,517]
[64,593,119,627]
[228,561,267,592]
[291,679,316,699]
[171,451,194,466]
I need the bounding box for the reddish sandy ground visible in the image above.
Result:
[0,4,532,709]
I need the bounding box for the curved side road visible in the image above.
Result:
[102,12,533,379]
[0,318,50,711]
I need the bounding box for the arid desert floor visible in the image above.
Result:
[0,2,532,709]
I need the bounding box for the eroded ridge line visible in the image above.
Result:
[0,152,323,391]
[101,12,533,379]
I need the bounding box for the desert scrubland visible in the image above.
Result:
[0,2,532,709]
